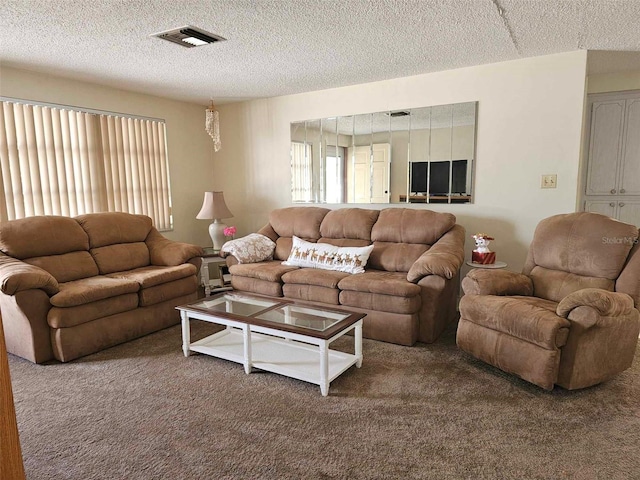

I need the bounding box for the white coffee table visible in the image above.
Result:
[177,292,365,396]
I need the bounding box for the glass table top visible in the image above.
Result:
[180,292,363,337]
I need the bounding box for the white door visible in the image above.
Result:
[352,146,371,204]
[620,98,640,196]
[586,100,625,196]
[617,200,640,228]
[371,143,391,203]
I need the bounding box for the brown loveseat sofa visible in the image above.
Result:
[224,207,465,345]
[0,212,203,363]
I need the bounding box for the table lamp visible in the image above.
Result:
[196,191,233,250]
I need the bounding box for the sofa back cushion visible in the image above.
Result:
[76,212,153,248]
[0,216,89,259]
[25,252,99,283]
[0,216,98,282]
[91,243,151,275]
[368,208,456,272]
[268,207,330,260]
[524,212,638,302]
[75,212,153,274]
[319,208,379,247]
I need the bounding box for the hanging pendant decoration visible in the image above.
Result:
[205,101,221,152]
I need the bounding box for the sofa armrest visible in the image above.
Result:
[145,228,204,266]
[557,288,635,320]
[0,253,59,296]
[461,269,533,296]
[407,225,465,283]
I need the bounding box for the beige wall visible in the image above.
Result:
[215,51,588,272]
[0,66,215,246]
[587,71,640,94]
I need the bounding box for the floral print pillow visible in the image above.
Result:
[220,233,276,264]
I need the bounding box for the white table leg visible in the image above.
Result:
[243,325,252,374]
[201,261,211,296]
[320,340,329,396]
[355,322,363,368]
[181,311,190,357]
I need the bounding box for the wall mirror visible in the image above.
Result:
[290,101,477,204]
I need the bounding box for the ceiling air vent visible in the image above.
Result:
[152,25,226,48]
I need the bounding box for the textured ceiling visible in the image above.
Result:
[1,0,639,105]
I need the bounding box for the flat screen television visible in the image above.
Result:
[411,160,468,195]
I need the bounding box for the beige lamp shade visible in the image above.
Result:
[196,191,233,250]
[196,191,233,220]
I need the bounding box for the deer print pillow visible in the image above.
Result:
[282,236,373,274]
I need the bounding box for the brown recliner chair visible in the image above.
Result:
[457,212,640,390]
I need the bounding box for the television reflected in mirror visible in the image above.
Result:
[291,102,477,205]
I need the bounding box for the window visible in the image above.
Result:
[324,145,345,203]
[291,141,312,202]
[0,99,172,230]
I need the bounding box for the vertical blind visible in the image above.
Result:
[0,100,172,230]
[291,141,312,202]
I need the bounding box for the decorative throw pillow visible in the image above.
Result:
[220,233,276,264]
[282,236,373,274]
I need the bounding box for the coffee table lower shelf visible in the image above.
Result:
[189,327,361,396]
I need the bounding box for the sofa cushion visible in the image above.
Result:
[91,243,150,274]
[268,207,330,260]
[51,276,140,307]
[319,208,379,241]
[283,284,340,305]
[340,291,421,315]
[229,260,298,282]
[106,264,197,288]
[338,270,421,297]
[76,212,153,248]
[459,295,570,349]
[525,212,638,280]
[368,242,430,273]
[0,215,89,259]
[282,236,373,274]
[230,276,283,297]
[48,293,139,328]
[24,251,99,283]
[282,268,349,288]
[371,208,456,245]
[529,266,615,303]
[139,276,198,307]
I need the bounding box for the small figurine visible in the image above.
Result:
[472,233,496,264]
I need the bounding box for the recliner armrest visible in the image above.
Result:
[0,253,59,295]
[557,288,635,319]
[145,228,204,266]
[461,269,533,296]
[407,224,465,283]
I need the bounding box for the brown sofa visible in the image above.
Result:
[0,212,203,363]
[457,212,640,390]
[224,207,465,345]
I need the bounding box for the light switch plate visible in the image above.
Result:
[541,174,557,189]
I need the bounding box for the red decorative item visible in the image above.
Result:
[472,251,496,264]
[471,233,496,265]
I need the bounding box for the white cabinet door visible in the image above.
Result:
[617,201,640,228]
[585,200,617,218]
[586,100,625,196]
[620,98,640,196]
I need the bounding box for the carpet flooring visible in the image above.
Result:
[8,321,640,480]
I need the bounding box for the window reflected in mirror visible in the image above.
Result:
[291,101,477,204]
